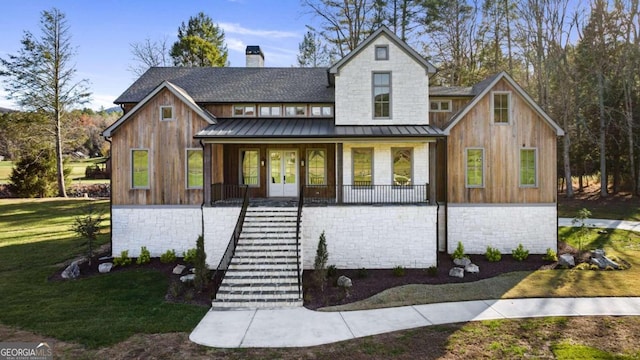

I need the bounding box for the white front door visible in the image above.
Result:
[268,150,298,197]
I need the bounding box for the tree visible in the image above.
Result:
[9,146,69,198]
[193,234,209,291]
[297,29,333,67]
[0,8,90,197]
[129,36,171,76]
[170,12,228,67]
[71,204,104,266]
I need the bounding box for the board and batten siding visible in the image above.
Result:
[111,88,209,205]
[428,97,472,128]
[447,79,557,204]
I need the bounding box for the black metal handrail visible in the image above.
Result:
[212,185,250,299]
[212,183,252,205]
[305,183,430,205]
[295,183,304,298]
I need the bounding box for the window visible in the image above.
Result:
[310,106,332,117]
[259,105,281,116]
[234,105,255,116]
[493,92,510,123]
[520,148,537,187]
[352,148,373,186]
[131,149,149,188]
[392,148,412,186]
[160,106,174,121]
[285,105,306,116]
[466,148,484,188]
[240,149,259,186]
[307,149,326,185]
[430,100,452,112]
[373,72,391,118]
[186,149,203,189]
[375,45,389,60]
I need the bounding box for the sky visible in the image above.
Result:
[0,0,316,110]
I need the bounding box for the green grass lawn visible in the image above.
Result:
[0,159,109,185]
[0,199,207,348]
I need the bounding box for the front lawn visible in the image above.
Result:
[0,199,207,348]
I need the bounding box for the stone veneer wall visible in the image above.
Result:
[446,204,557,254]
[111,206,240,267]
[302,206,438,269]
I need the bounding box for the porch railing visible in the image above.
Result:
[211,185,250,299]
[211,183,252,205]
[295,183,303,299]
[305,183,430,205]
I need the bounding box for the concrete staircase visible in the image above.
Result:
[212,208,303,309]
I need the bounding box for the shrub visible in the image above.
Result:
[137,246,151,265]
[113,250,131,267]
[183,248,197,265]
[511,244,529,261]
[160,249,177,264]
[70,204,104,266]
[9,147,70,198]
[542,248,558,262]
[392,265,406,277]
[314,231,329,290]
[485,246,502,262]
[193,235,209,291]
[326,264,338,278]
[452,242,465,260]
[356,268,369,279]
[426,266,438,277]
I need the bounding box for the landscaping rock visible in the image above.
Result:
[558,254,575,268]
[180,274,195,283]
[594,249,606,259]
[465,263,480,273]
[453,257,471,267]
[98,262,113,273]
[173,264,186,275]
[449,267,464,278]
[98,256,112,261]
[337,275,352,288]
[61,261,80,279]
[590,257,604,269]
[601,256,620,269]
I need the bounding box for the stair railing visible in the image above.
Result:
[295,184,304,299]
[212,185,250,299]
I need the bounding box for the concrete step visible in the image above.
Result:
[236,243,298,251]
[211,298,303,309]
[223,274,299,284]
[216,289,300,300]
[234,250,298,258]
[218,282,299,292]
[228,262,299,270]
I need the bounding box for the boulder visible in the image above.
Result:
[61,261,80,279]
[558,254,575,268]
[98,262,113,273]
[180,274,195,283]
[172,264,186,275]
[449,267,464,278]
[593,249,606,259]
[465,263,480,273]
[590,257,604,269]
[337,275,352,288]
[601,256,620,270]
[453,257,471,267]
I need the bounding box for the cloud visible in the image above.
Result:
[87,93,118,111]
[226,38,246,52]
[219,22,298,39]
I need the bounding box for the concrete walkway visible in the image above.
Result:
[190,297,640,348]
[191,218,640,348]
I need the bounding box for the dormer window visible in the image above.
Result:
[259,105,281,116]
[160,106,174,121]
[285,105,306,116]
[234,105,255,116]
[430,100,452,112]
[375,45,389,60]
[310,105,332,117]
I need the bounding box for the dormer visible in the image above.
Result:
[330,26,436,126]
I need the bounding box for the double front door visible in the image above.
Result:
[268,150,298,197]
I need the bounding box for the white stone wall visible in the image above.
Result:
[111,206,240,267]
[446,204,557,254]
[302,206,438,269]
[334,34,429,125]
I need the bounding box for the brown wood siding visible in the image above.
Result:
[447,79,557,204]
[203,104,234,117]
[111,88,209,205]
[429,98,471,128]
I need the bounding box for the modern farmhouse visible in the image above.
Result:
[103,26,563,307]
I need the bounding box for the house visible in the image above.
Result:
[103,26,563,307]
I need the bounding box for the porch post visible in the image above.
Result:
[203,143,212,205]
[429,141,437,203]
[336,142,343,204]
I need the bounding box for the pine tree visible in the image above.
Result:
[170,12,228,67]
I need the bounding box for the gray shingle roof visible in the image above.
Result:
[429,86,474,97]
[114,67,334,104]
[195,118,444,139]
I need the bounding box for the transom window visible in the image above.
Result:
[131,149,149,189]
[352,148,373,186]
[430,100,451,112]
[160,106,174,121]
[310,106,332,117]
[466,148,484,188]
[392,148,412,186]
[259,105,281,116]
[520,148,537,187]
[240,149,259,186]
[285,105,306,116]
[186,149,203,189]
[375,45,389,60]
[234,105,255,116]
[493,92,510,123]
[373,72,391,119]
[307,149,326,185]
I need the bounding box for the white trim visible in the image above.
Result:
[465,147,484,188]
[103,81,215,137]
[429,100,452,112]
[159,105,175,121]
[131,148,150,189]
[491,91,511,124]
[233,104,256,117]
[185,148,203,189]
[259,105,282,117]
[309,105,333,117]
[519,147,538,188]
[284,104,307,117]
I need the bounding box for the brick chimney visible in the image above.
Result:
[245,46,264,67]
